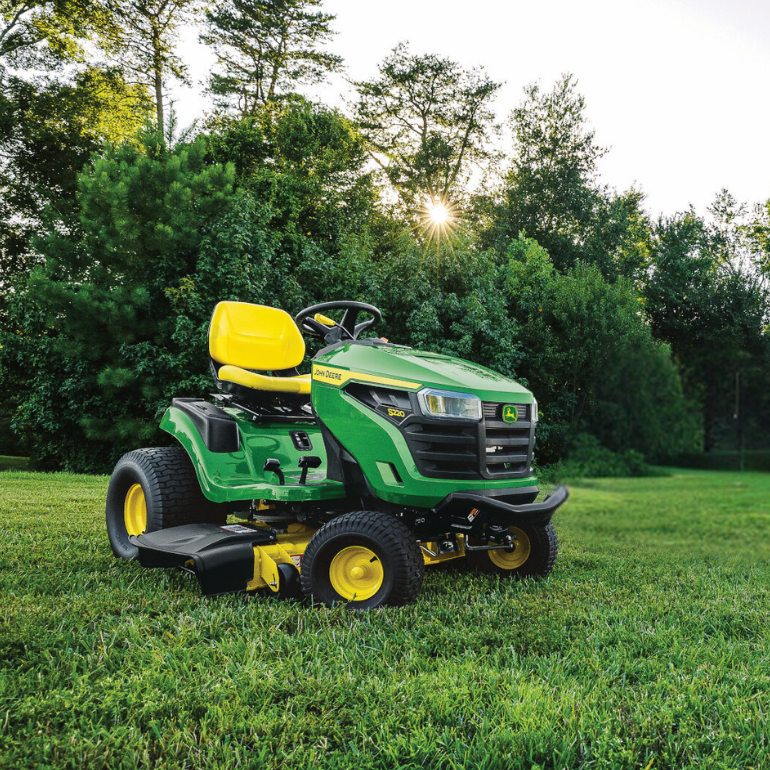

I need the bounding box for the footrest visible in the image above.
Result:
[130,523,276,596]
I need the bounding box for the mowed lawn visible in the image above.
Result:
[1,469,768,770]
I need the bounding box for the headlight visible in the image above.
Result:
[418,388,482,421]
[532,398,538,423]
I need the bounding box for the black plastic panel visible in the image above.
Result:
[132,522,276,595]
[172,398,240,453]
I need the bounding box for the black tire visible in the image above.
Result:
[466,522,558,578]
[300,511,424,609]
[105,446,224,560]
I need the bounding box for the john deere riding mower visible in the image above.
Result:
[106,301,568,608]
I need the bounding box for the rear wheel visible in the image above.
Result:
[300,511,424,609]
[106,446,224,560]
[466,523,558,578]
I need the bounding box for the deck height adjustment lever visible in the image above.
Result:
[297,455,322,485]
[263,458,285,485]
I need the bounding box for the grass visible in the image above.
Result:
[1,468,769,770]
[0,456,29,471]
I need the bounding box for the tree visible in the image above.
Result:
[205,98,378,289]
[505,236,698,462]
[0,1,104,67]
[490,74,608,272]
[9,133,237,470]
[352,42,500,223]
[201,0,341,115]
[103,0,198,137]
[644,206,769,451]
[0,67,148,320]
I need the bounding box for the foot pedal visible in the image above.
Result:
[130,523,276,596]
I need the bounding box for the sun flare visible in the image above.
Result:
[418,197,458,254]
[428,202,449,225]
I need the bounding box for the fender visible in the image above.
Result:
[159,402,345,504]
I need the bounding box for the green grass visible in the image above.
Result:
[0,456,29,471]
[1,469,769,770]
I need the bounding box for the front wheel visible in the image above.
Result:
[465,522,558,578]
[300,511,425,609]
[105,446,224,560]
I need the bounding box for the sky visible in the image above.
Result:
[175,0,770,219]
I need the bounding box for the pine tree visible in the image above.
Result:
[201,0,342,115]
[16,133,237,470]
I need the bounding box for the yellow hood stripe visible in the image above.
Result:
[312,364,421,390]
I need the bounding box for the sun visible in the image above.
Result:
[418,197,458,253]
[428,202,449,225]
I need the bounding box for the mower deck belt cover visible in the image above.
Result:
[131,523,276,596]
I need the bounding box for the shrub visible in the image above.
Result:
[543,434,666,480]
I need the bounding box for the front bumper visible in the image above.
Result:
[421,484,569,538]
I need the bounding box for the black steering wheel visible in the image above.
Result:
[294,301,382,342]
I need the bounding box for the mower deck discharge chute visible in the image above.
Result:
[106,300,568,608]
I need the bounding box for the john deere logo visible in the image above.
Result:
[502,405,518,423]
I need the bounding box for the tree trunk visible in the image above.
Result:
[155,68,164,138]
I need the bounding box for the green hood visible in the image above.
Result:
[314,342,532,403]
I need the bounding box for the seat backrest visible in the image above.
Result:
[209,302,305,372]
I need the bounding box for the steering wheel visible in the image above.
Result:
[294,301,382,341]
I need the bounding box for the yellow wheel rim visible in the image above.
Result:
[488,527,531,570]
[329,546,384,601]
[124,483,147,536]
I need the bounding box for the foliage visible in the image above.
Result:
[10,132,237,470]
[205,98,379,271]
[3,468,770,768]
[746,197,770,278]
[101,0,200,136]
[545,433,662,480]
[367,234,522,378]
[505,236,699,463]
[352,42,501,220]
[489,74,606,271]
[0,65,148,457]
[201,0,342,115]
[644,205,769,450]
[0,0,104,67]
[0,66,148,303]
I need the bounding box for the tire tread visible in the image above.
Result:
[301,511,424,608]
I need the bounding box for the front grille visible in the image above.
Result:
[345,383,535,481]
[402,400,534,480]
[402,421,479,479]
[482,402,533,477]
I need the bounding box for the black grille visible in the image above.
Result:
[402,421,479,479]
[345,384,535,481]
[482,402,532,477]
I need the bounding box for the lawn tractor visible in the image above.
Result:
[106,300,568,608]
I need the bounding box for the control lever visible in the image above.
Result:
[263,458,285,485]
[297,455,322,485]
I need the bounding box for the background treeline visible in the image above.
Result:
[1,0,768,474]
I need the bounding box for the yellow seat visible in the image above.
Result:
[209,302,311,395]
